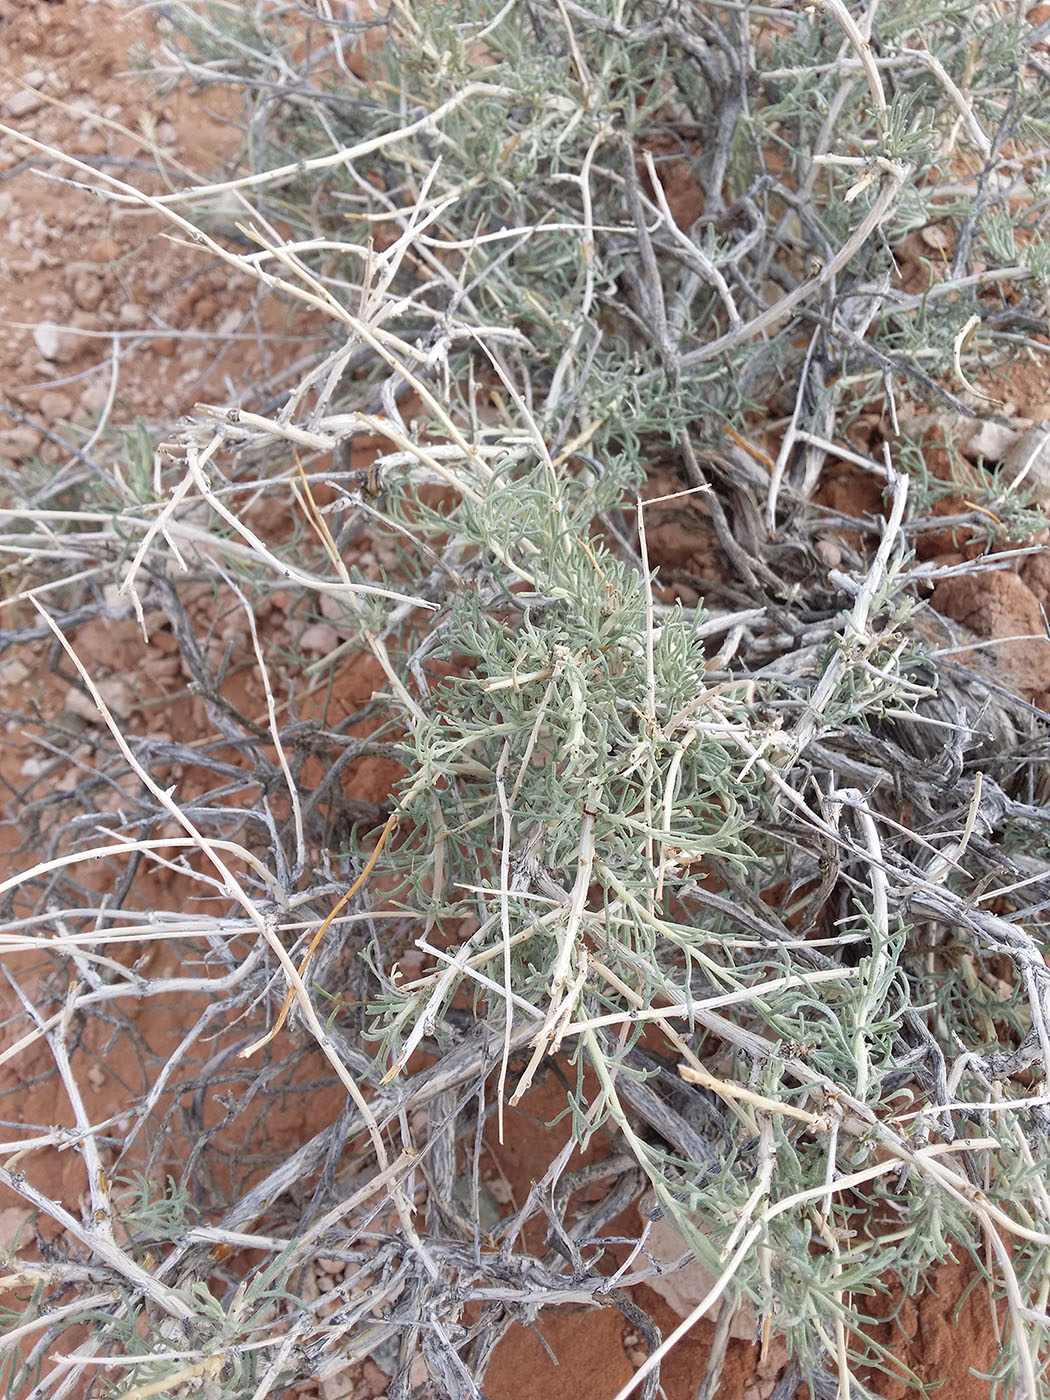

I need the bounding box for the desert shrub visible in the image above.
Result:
[3,2,1050,1398]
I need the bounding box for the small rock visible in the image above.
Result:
[319,1369,354,1400]
[319,593,348,625]
[118,303,148,328]
[71,310,103,334]
[64,678,133,723]
[636,1199,756,1342]
[39,389,75,422]
[358,1360,390,1398]
[931,569,1050,701]
[920,223,951,251]
[0,192,12,219]
[0,657,29,686]
[33,321,60,359]
[0,1208,32,1252]
[301,1266,320,1306]
[4,88,44,118]
[0,425,44,462]
[79,380,111,415]
[814,538,842,570]
[1003,423,1050,499]
[102,583,128,610]
[298,623,340,655]
[71,270,104,312]
[33,320,78,362]
[966,420,1021,462]
[76,129,108,158]
[87,238,120,264]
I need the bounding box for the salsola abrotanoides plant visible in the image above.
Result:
[2,2,1050,1397]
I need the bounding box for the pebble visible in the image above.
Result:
[0,425,43,462]
[77,130,109,157]
[64,678,133,723]
[0,658,29,687]
[87,238,120,264]
[966,420,1020,462]
[39,389,75,422]
[298,623,340,655]
[1004,422,1050,499]
[71,270,105,312]
[79,380,111,415]
[319,1370,354,1400]
[71,309,102,334]
[33,320,78,362]
[814,539,842,570]
[4,88,44,119]
[920,223,951,251]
